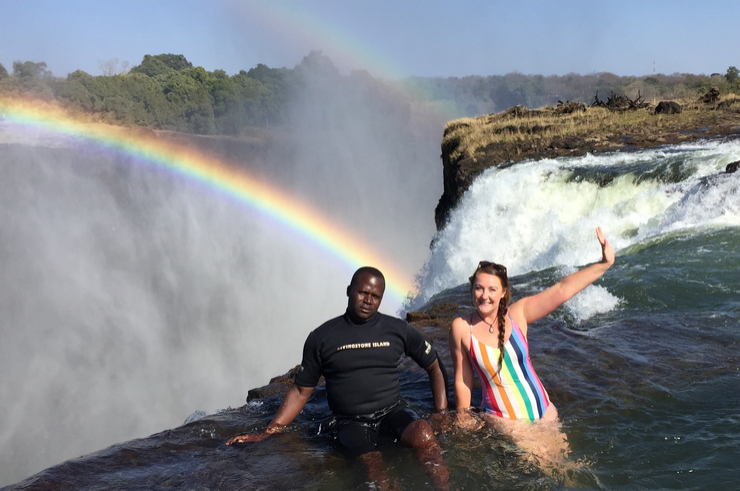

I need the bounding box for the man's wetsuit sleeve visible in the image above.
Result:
[294,330,321,388]
[403,321,438,369]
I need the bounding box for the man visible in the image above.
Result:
[227,266,448,488]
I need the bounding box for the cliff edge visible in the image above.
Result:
[435,94,740,230]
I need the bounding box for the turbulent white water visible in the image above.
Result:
[411,139,740,314]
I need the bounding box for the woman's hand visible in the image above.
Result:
[596,226,615,266]
[428,411,455,434]
[512,226,616,326]
[454,410,484,431]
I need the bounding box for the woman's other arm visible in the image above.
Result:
[449,317,475,410]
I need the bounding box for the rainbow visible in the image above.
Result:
[0,98,414,301]
[231,2,407,79]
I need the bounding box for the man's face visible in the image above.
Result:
[347,272,385,322]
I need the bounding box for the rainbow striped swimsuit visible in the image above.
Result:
[469,315,550,420]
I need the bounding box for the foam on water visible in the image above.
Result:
[410,139,740,312]
[564,284,621,322]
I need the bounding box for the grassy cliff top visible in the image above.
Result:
[443,94,740,164]
[435,93,740,229]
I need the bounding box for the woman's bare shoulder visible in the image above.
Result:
[507,300,528,324]
[450,314,471,336]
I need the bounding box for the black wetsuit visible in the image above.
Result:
[294,311,437,453]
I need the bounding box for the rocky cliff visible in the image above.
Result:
[434,96,740,230]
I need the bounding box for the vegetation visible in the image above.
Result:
[726,66,739,86]
[442,94,740,163]
[2,51,739,136]
[0,53,299,134]
[409,70,740,119]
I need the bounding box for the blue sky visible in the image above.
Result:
[2,0,739,79]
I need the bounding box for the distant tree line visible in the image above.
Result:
[0,54,297,134]
[1,54,738,135]
[409,65,740,117]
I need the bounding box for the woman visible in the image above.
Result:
[448,227,615,463]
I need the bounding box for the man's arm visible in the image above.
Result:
[226,384,313,444]
[424,359,448,413]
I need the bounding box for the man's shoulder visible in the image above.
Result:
[309,312,413,338]
[376,313,434,360]
[375,312,409,328]
[375,313,423,338]
[310,314,347,338]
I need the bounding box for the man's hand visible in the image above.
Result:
[226,424,284,445]
[226,432,270,445]
[428,411,454,434]
[226,384,313,446]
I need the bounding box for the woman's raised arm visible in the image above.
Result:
[514,227,615,327]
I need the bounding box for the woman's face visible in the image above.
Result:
[471,272,506,316]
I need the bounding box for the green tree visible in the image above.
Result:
[0,63,8,79]
[726,66,739,84]
[117,73,173,126]
[159,68,215,133]
[12,61,51,78]
[152,54,192,71]
[246,64,291,125]
[54,70,98,110]
[232,71,268,127]
[130,54,193,77]
[130,56,175,77]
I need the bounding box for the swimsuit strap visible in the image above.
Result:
[507,313,524,337]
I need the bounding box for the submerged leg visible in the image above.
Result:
[483,404,570,464]
[337,422,400,490]
[358,451,401,491]
[400,420,450,491]
[482,405,585,485]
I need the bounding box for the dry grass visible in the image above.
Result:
[443,93,740,163]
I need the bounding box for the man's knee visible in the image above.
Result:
[400,419,436,449]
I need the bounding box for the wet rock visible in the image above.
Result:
[655,101,683,115]
[702,87,720,104]
[247,365,309,402]
[498,104,530,119]
[726,160,740,173]
[556,100,587,114]
[550,135,585,150]
[406,303,461,342]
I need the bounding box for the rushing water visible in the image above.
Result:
[3,138,740,490]
[413,138,740,308]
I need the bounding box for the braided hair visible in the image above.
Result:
[469,261,512,370]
